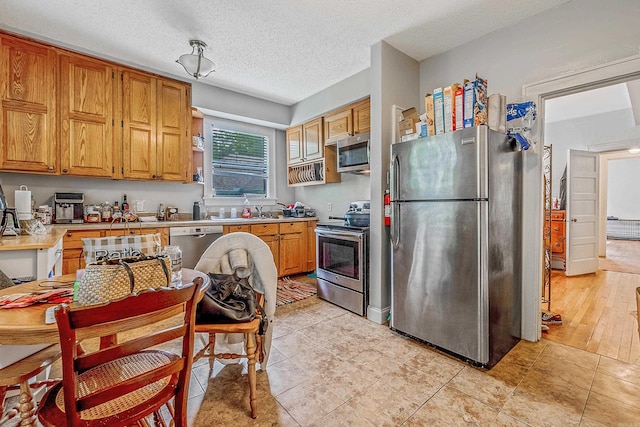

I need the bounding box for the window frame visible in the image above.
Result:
[202,116,277,208]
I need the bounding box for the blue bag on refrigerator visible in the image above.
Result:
[506,101,536,150]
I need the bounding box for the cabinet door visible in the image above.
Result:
[258,234,280,275]
[352,99,370,134]
[156,78,188,182]
[60,54,115,177]
[122,69,157,180]
[286,125,303,164]
[62,229,102,274]
[324,108,352,144]
[223,225,250,234]
[303,117,323,162]
[306,221,316,272]
[279,231,305,276]
[0,35,58,173]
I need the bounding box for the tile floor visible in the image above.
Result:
[185,296,640,427]
[6,295,638,426]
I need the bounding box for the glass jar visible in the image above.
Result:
[101,201,112,222]
[163,245,182,286]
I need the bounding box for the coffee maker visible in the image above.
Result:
[54,192,84,224]
[0,185,19,237]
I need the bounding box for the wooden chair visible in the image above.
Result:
[0,344,61,426]
[193,294,265,418]
[193,232,278,419]
[37,279,202,427]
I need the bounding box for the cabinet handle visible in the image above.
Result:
[48,166,54,171]
[66,232,72,237]
[62,168,68,173]
[152,174,157,179]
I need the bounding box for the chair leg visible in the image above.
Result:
[17,381,36,426]
[208,333,216,370]
[0,385,18,425]
[245,332,257,418]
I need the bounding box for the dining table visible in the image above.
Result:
[0,268,209,426]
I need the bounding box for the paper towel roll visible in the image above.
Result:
[15,185,31,216]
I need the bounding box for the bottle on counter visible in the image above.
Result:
[101,201,112,222]
[192,201,201,221]
[112,201,122,222]
[241,194,252,219]
[122,194,129,211]
[157,203,165,221]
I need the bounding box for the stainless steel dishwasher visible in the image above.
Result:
[169,225,224,268]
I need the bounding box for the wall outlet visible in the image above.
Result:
[327,202,332,211]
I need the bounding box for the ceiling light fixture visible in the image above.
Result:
[176,40,215,79]
[628,148,640,154]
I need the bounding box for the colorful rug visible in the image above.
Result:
[276,278,317,307]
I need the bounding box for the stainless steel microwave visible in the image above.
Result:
[337,132,370,173]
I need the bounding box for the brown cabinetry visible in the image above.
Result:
[59,53,115,177]
[0,30,191,181]
[62,229,102,274]
[223,220,315,277]
[0,34,58,173]
[287,118,340,187]
[324,109,353,144]
[551,210,566,269]
[352,99,370,134]
[279,222,306,277]
[306,220,317,272]
[122,71,188,182]
[62,227,169,275]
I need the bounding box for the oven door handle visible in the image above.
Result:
[315,230,362,241]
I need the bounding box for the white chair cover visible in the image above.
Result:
[194,232,277,368]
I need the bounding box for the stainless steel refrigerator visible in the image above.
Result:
[389,126,522,368]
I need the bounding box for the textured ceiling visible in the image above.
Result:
[0,0,569,105]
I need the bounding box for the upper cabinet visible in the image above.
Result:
[352,98,370,135]
[324,109,353,144]
[285,97,369,187]
[0,35,58,173]
[122,72,188,182]
[122,69,157,180]
[324,98,370,145]
[59,53,115,177]
[0,31,191,182]
[287,117,323,165]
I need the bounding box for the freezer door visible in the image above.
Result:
[391,200,489,364]
[390,126,488,201]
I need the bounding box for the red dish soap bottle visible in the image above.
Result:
[241,194,252,219]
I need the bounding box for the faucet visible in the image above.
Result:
[255,205,264,218]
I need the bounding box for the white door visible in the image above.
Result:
[566,149,599,276]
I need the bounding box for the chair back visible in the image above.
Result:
[50,280,201,427]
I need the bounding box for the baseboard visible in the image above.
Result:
[367,305,390,324]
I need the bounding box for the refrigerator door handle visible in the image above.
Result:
[391,202,400,248]
[390,153,400,248]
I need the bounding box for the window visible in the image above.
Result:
[211,126,268,197]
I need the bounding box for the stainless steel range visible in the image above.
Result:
[315,221,369,316]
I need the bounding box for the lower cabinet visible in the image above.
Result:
[62,227,168,274]
[62,229,102,274]
[223,221,314,277]
[306,220,317,272]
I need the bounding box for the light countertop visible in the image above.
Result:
[0,228,66,251]
[0,217,318,250]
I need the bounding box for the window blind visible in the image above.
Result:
[211,127,268,197]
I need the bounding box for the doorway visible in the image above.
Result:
[540,79,640,363]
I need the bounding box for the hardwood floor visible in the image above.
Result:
[544,239,640,365]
